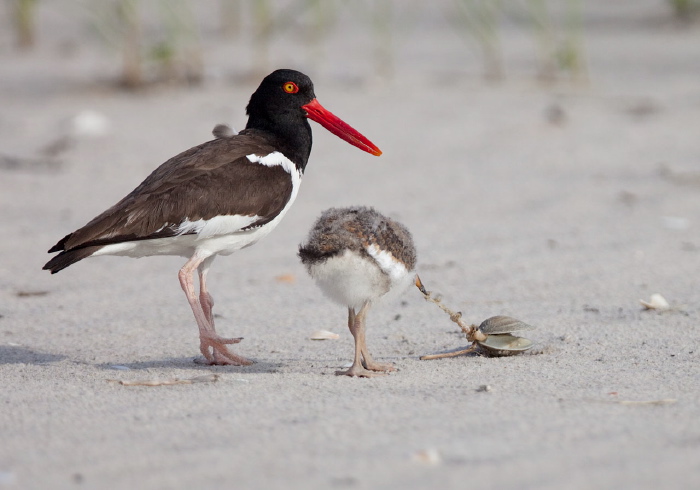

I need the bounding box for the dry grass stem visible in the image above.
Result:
[108,374,219,386]
[614,398,677,406]
[419,345,477,360]
[417,287,484,341]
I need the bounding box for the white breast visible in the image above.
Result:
[308,247,413,310]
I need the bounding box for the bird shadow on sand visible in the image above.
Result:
[96,357,285,374]
[0,345,67,365]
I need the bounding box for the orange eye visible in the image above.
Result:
[283,82,299,94]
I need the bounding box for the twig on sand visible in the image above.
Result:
[414,276,485,342]
[419,345,478,360]
[580,398,677,406]
[108,373,219,386]
[609,398,677,406]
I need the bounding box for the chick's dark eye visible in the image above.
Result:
[283,82,299,94]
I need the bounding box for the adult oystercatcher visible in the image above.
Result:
[298,206,417,377]
[43,69,381,366]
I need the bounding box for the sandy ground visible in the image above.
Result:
[1,1,699,489]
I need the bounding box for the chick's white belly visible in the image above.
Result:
[308,249,413,310]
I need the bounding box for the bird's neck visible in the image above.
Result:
[245,115,312,173]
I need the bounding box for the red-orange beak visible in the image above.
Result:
[302,98,382,156]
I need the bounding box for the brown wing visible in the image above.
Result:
[50,130,294,252]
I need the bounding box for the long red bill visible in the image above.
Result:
[302,98,382,156]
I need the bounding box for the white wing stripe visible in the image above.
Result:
[246,151,295,175]
[176,215,261,238]
[366,244,408,281]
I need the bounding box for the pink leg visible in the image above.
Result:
[336,302,394,377]
[179,253,252,366]
[197,257,216,325]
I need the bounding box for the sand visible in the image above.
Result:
[1,1,699,489]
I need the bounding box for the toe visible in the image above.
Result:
[362,360,396,372]
[219,337,244,345]
[335,366,388,378]
[212,346,254,366]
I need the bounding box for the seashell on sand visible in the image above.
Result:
[478,334,534,356]
[640,293,670,311]
[478,315,536,335]
[310,330,340,340]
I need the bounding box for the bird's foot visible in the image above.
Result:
[362,360,396,373]
[198,335,253,366]
[335,363,390,378]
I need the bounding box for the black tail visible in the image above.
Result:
[43,246,101,274]
[47,233,71,254]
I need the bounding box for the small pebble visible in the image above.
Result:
[68,110,111,137]
[412,448,442,466]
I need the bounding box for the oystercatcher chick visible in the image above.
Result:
[43,69,381,366]
[298,206,417,377]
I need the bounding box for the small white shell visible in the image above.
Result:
[640,293,670,311]
[310,330,340,340]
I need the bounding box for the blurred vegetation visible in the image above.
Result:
[669,0,700,20]
[527,0,586,82]
[83,0,204,88]
[452,0,504,80]
[8,0,38,49]
[4,0,697,88]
